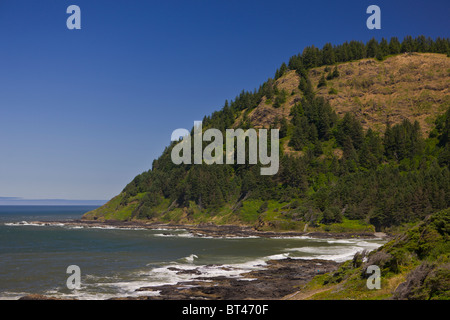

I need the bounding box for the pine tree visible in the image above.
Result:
[332,65,340,78]
[322,43,335,65]
[302,45,321,69]
[289,116,309,151]
[379,37,390,57]
[389,37,401,54]
[279,62,288,76]
[401,35,415,53]
[279,117,288,139]
[343,136,358,162]
[359,142,378,170]
[366,38,379,58]
[336,113,364,149]
[384,122,396,159]
[317,74,327,88]
[298,77,307,92]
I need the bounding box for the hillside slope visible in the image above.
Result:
[287,207,449,300]
[83,36,450,234]
[248,53,449,135]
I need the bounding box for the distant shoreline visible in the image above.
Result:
[0,201,107,206]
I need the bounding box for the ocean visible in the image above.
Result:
[0,206,385,300]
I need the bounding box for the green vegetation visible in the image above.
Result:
[84,36,450,236]
[299,208,450,300]
[273,89,287,108]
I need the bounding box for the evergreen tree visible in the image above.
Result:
[317,74,327,88]
[332,65,340,78]
[389,37,401,54]
[289,116,309,150]
[366,38,379,58]
[335,113,364,149]
[279,117,288,139]
[401,35,415,53]
[322,43,335,65]
[379,37,390,57]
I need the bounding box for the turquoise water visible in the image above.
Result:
[0,206,384,300]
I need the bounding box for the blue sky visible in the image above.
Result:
[0,0,449,201]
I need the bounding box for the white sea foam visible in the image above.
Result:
[285,239,384,262]
[181,254,198,263]
[1,228,384,300]
[135,251,294,290]
[271,235,316,240]
[153,231,195,238]
[0,291,31,300]
[153,227,187,232]
[3,221,146,231]
[89,226,146,231]
[4,221,46,227]
[42,285,160,300]
[194,234,261,239]
[325,239,355,244]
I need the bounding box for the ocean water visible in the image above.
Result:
[0,206,385,300]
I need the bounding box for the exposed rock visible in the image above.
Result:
[30,219,390,240]
[130,258,339,300]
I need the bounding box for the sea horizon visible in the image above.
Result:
[0,197,108,206]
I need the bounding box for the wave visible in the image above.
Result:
[153,231,195,238]
[180,254,198,263]
[193,234,261,239]
[271,235,316,240]
[0,291,31,300]
[285,240,383,262]
[2,221,147,231]
[138,251,294,289]
[88,226,147,231]
[0,230,384,300]
[152,231,261,239]
[4,221,52,227]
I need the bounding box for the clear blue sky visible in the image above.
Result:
[0,0,448,201]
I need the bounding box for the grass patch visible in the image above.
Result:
[320,218,375,233]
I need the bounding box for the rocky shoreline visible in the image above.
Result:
[19,258,340,300]
[127,258,340,300]
[29,219,389,240]
[17,219,387,300]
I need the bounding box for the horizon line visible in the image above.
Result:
[0,197,108,206]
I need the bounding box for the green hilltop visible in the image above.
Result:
[83,35,450,234]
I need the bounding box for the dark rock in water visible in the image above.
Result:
[18,259,340,300]
[166,267,202,275]
[133,258,339,300]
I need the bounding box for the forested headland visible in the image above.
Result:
[83,35,450,234]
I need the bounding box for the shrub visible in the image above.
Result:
[273,90,287,108]
[318,74,327,88]
[328,87,338,94]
